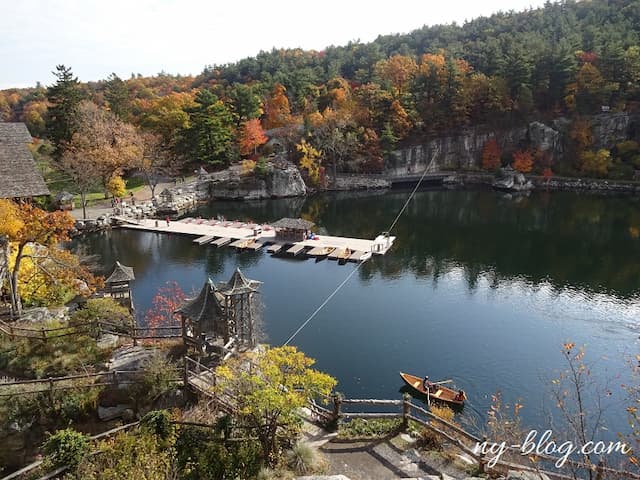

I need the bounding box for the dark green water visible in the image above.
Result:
[75,188,640,438]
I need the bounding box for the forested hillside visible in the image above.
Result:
[2,0,640,186]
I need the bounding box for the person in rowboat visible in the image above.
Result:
[423,376,434,393]
[454,390,466,402]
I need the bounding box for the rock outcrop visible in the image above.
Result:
[385,113,639,176]
[201,160,307,200]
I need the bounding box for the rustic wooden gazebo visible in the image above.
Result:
[271,217,315,242]
[175,268,261,355]
[176,278,225,351]
[218,268,261,348]
[104,261,135,311]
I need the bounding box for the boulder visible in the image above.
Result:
[108,345,158,372]
[98,404,130,421]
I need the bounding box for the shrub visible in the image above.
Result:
[286,442,326,475]
[430,404,455,423]
[338,417,403,439]
[255,157,270,178]
[43,428,90,469]
[141,410,173,439]
[130,353,179,405]
[256,467,295,480]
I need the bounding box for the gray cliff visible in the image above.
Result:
[385,113,639,176]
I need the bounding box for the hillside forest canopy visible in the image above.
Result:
[2,0,640,184]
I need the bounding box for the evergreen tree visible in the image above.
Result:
[104,73,131,120]
[180,89,236,166]
[46,65,84,155]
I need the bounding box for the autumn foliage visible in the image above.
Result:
[481,138,501,170]
[263,83,292,129]
[238,118,268,156]
[144,281,186,333]
[512,150,533,173]
[0,200,97,315]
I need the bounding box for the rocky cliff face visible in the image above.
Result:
[385,113,639,175]
[201,160,307,200]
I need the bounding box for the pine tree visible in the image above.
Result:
[46,65,84,155]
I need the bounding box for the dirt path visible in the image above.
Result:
[69,179,178,220]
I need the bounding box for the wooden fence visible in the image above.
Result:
[0,318,182,343]
[0,370,182,398]
[306,394,638,480]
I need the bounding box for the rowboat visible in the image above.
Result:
[399,372,466,406]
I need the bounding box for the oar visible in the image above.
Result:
[433,379,453,385]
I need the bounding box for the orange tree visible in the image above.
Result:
[481,138,501,171]
[512,150,533,173]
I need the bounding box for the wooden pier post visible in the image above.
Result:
[332,393,342,423]
[402,393,411,429]
[182,356,189,388]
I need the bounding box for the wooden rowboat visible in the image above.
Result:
[399,372,466,406]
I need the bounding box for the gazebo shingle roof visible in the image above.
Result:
[270,217,315,230]
[0,123,49,199]
[175,278,224,325]
[105,261,135,284]
[218,268,261,295]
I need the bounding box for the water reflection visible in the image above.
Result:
[73,188,640,439]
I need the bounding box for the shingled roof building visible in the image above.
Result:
[0,123,49,199]
[271,217,315,242]
[104,261,135,311]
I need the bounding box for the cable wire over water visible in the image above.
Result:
[283,165,433,346]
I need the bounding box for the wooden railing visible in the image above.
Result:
[0,370,182,397]
[306,393,638,480]
[0,318,182,342]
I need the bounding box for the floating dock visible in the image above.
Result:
[212,237,231,247]
[267,244,283,254]
[114,218,395,264]
[286,244,306,256]
[193,234,215,245]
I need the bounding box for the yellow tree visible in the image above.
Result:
[0,201,84,316]
[215,346,336,466]
[296,139,323,186]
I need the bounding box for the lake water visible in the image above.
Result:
[75,188,640,440]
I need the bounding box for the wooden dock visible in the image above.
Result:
[286,244,306,256]
[113,218,395,264]
[212,237,231,247]
[267,244,283,254]
[193,234,215,245]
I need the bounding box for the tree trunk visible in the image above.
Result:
[0,236,9,317]
[81,191,87,219]
[10,243,25,318]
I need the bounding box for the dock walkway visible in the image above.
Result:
[115,218,395,262]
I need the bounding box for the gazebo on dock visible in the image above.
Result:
[104,261,135,311]
[175,268,261,355]
[271,217,315,242]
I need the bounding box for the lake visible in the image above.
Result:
[74,188,640,440]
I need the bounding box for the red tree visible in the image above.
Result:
[239,118,268,156]
[512,150,533,173]
[145,281,186,334]
[481,138,501,170]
